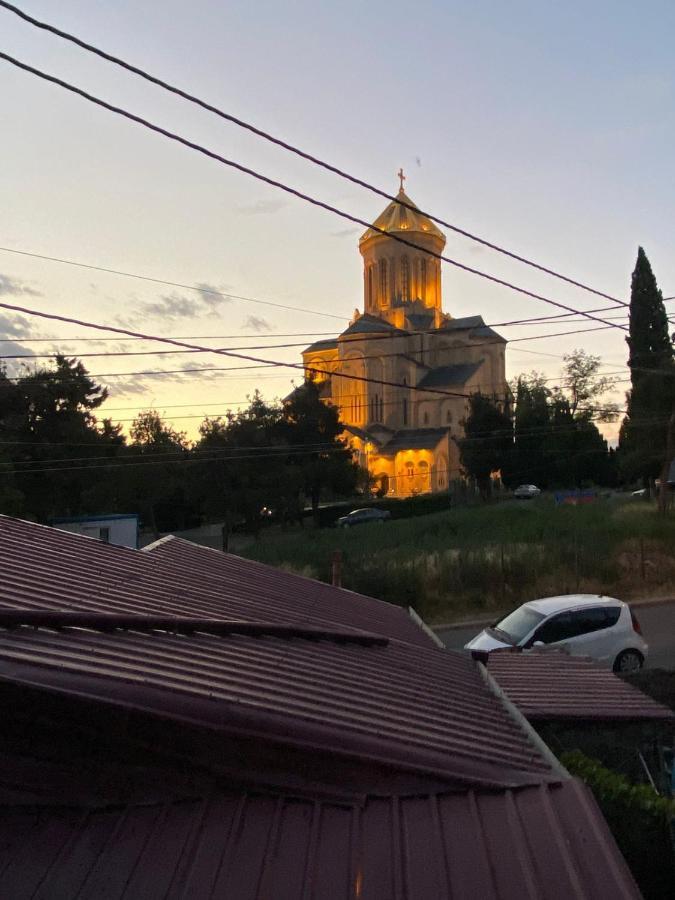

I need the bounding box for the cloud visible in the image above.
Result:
[194,282,232,316]
[142,292,200,320]
[330,227,359,238]
[116,282,233,328]
[0,273,40,297]
[0,311,33,339]
[0,339,35,378]
[236,198,288,216]
[105,376,150,398]
[242,315,273,333]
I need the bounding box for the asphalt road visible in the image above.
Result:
[435,600,675,670]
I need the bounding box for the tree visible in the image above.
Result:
[619,248,675,498]
[505,360,617,490]
[124,410,190,535]
[458,393,512,499]
[0,357,124,520]
[505,373,550,488]
[279,379,359,522]
[559,349,618,420]
[193,393,292,535]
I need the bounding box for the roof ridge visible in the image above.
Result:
[0,610,389,647]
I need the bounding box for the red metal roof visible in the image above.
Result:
[0,780,640,900]
[0,515,429,647]
[0,515,550,788]
[488,649,675,721]
[0,517,645,897]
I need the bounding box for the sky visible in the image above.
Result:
[2,0,674,442]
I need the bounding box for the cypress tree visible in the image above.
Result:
[620,247,674,485]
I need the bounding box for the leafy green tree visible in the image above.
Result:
[559,349,618,420]
[193,393,293,535]
[0,357,124,520]
[459,393,512,499]
[506,373,550,487]
[123,410,190,535]
[280,379,359,522]
[620,247,675,494]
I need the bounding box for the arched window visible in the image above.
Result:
[401,257,410,302]
[367,267,373,307]
[379,259,388,306]
[423,411,429,425]
[420,258,427,298]
[405,461,414,480]
[446,409,453,424]
[402,397,408,426]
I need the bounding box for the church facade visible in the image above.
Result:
[302,177,507,497]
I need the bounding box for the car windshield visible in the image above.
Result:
[493,606,546,644]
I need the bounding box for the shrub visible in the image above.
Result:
[562,750,675,899]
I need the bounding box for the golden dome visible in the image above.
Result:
[359,187,445,245]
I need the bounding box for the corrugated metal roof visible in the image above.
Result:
[0,516,551,788]
[488,650,675,721]
[0,780,640,900]
[0,515,428,647]
[0,623,551,788]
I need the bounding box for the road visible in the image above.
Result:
[435,600,675,670]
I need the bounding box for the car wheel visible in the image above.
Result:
[613,649,644,673]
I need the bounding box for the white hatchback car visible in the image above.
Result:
[465,594,648,672]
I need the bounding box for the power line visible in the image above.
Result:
[0,246,346,322]
[0,331,339,343]
[0,444,353,476]
[0,315,628,393]
[0,322,618,363]
[0,0,638,312]
[2,440,341,468]
[0,52,629,334]
[0,303,632,346]
[0,299,483,401]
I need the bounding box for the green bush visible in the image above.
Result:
[562,750,675,899]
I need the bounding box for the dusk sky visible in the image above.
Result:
[2,0,674,440]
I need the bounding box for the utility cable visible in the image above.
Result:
[0,0,639,311]
[0,322,618,362]
[0,298,481,400]
[0,52,629,333]
[0,246,346,322]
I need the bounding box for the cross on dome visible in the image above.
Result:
[397,167,406,192]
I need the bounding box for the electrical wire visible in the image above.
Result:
[0,322,619,362]
[0,444,354,476]
[0,0,640,312]
[0,299,484,400]
[0,295,634,346]
[0,51,630,333]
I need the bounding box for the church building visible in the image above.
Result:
[302,174,507,497]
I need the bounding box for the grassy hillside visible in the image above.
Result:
[241,497,675,622]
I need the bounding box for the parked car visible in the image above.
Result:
[513,484,541,500]
[337,508,391,528]
[465,594,648,672]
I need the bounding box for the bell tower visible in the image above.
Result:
[359,173,447,328]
